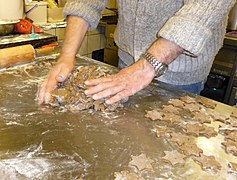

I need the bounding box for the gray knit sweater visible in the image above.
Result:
[64,0,236,85]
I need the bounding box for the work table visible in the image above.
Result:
[0,56,236,179]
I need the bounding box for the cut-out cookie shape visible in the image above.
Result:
[168,98,185,108]
[198,97,217,109]
[129,154,154,171]
[114,171,145,180]
[180,96,196,104]
[222,140,237,156]
[228,162,237,176]
[192,154,221,173]
[162,105,181,115]
[162,150,186,166]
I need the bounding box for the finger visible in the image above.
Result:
[92,85,123,100]
[36,80,47,104]
[85,81,116,95]
[106,90,132,105]
[56,67,71,82]
[43,77,58,104]
[85,76,112,86]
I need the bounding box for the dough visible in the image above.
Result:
[49,65,126,112]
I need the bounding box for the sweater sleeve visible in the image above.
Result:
[158,0,236,56]
[63,0,108,29]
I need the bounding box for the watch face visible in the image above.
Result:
[156,65,168,77]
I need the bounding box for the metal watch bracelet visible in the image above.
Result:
[142,52,168,77]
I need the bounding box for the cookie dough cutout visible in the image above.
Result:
[183,103,201,113]
[222,140,237,156]
[231,111,237,119]
[114,171,145,180]
[210,112,230,123]
[145,109,163,121]
[192,112,212,124]
[167,98,185,108]
[178,142,203,157]
[199,125,218,138]
[181,123,203,137]
[162,150,186,166]
[227,117,237,127]
[228,162,237,176]
[198,97,217,109]
[128,154,154,171]
[180,96,196,104]
[155,125,173,138]
[192,154,221,173]
[162,105,180,115]
[170,132,191,146]
[162,113,182,124]
[225,131,237,142]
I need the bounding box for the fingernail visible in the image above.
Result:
[84,80,89,85]
[106,100,112,105]
[58,75,65,82]
[93,95,98,100]
[84,90,88,95]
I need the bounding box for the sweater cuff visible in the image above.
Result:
[63,1,105,29]
[158,16,212,56]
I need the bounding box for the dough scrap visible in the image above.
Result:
[49,65,126,112]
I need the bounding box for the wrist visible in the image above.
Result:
[139,57,156,78]
[141,52,168,77]
[57,55,76,66]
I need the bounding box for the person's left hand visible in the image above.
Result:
[84,58,155,104]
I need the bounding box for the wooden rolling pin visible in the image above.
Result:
[0,44,55,68]
[0,44,35,68]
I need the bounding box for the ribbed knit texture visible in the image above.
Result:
[64,0,236,85]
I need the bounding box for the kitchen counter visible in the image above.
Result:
[0,56,236,179]
[0,33,57,49]
[224,34,237,47]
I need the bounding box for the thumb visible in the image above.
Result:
[56,68,71,82]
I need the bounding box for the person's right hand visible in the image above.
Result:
[36,57,75,104]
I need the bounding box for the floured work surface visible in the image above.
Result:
[0,56,236,179]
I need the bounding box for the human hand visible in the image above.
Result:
[36,57,75,104]
[84,58,155,104]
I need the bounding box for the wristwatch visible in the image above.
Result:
[142,52,168,77]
